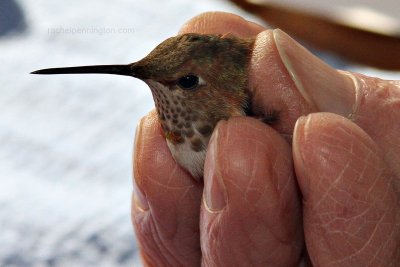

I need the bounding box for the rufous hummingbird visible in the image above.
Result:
[32,33,275,179]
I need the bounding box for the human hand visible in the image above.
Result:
[132,12,400,267]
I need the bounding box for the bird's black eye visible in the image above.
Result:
[177,75,199,90]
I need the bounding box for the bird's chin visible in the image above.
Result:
[166,139,205,181]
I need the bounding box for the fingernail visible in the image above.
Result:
[292,115,311,197]
[204,126,226,212]
[133,118,149,211]
[134,118,143,151]
[133,180,149,211]
[273,29,356,117]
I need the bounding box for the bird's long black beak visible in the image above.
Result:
[31,64,133,76]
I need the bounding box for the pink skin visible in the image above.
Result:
[132,12,400,267]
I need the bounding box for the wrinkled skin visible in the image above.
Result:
[132,12,400,267]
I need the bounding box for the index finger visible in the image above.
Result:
[179,11,265,37]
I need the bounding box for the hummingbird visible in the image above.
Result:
[32,33,274,179]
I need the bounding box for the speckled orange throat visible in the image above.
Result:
[165,130,183,145]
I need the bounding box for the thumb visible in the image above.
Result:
[272,29,357,118]
[248,29,357,137]
[271,29,400,175]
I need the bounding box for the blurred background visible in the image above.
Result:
[0,0,399,266]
